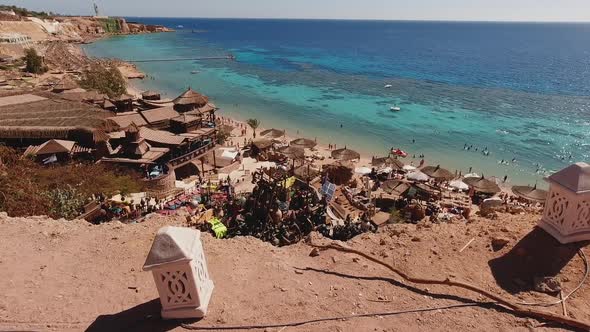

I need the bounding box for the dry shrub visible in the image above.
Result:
[0,146,144,219]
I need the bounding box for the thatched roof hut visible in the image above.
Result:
[173,88,209,111]
[142,90,161,101]
[0,93,114,147]
[380,180,411,196]
[294,165,320,181]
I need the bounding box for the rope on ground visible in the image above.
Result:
[309,242,590,331]
[181,302,486,330]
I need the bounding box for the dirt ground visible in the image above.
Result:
[0,211,588,332]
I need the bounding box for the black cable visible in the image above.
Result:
[181,302,491,330]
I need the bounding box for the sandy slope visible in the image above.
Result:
[0,212,588,332]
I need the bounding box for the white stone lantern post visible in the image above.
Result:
[143,226,214,319]
[539,162,590,244]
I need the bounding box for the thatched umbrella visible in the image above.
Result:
[372,156,404,171]
[290,138,317,149]
[464,176,501,194]
[381,180,411,196]
[173,87,209,107]
[260,128,285,139]
[278,146,305,160]
[142,90,161,101]
[512,185,548,203]
[323,161,354,185]
[294,165,320,181]
[331,147,360,161]
[421,165,454,181]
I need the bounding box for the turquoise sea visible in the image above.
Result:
[83,19,590,187]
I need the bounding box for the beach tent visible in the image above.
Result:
[407,170,430,181]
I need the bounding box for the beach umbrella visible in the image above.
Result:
[378,167,393,174]
[355,166,373,175]
[464,176,501,194]
[381,180,411,196]
[173,87,209,107]
[331,147,360,161]
[512,185,548,203]
[449,179,469,191]
[421,165,454,181]
[391,148,408,158]
[372,156,405,170]
[464,173,480,179]
[323,161,354,185]
[290,138,317,149]
[260,128,285,139]
[407,171,430,182]
[278,146,305,160]
[294,165,320,181]
[403,165,417,171]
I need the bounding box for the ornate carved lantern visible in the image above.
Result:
[143,226,214,319]
[539,162,590,244]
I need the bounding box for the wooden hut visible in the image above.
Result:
[111,94,134,113]
[170,114,202,134]
[142,90,161,101]
[52,75,78,93]
[173,88,209,113]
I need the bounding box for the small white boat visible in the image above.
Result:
[191,70,199,74]
[390,106,401,112]
[384,84,392,88]
[177,25,184,28]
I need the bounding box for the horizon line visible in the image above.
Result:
[67,14,590,24]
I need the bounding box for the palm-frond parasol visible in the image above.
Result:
[421,165,454,181]
[512,185,548,203]
[331,147,360,161]
[464,176,501,194]
[290,138,317,149]
[260,128,285,139]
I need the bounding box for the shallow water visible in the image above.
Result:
[84,19,590,187]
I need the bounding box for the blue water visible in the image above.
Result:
[84,19,590,186]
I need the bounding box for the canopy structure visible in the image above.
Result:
[464,176,501,194]
[421,165,454,181]
[331,147,360,161]
[251,138,273,150]
[260,128,285,139]
[290,138,317,149]
[173,87,209,107]
[407,171,430,182]
[372,156,404,171]
[278,146,305,160]
[381,180,411,196]
[512,185,548,203]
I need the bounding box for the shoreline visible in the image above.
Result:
[125,76,519,192]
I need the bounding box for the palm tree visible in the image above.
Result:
[246,118,260,138]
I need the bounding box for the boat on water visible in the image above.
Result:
[390,106,401,112]
[384,84,392,88]
[191,70,199,74]
[177,25,184,29]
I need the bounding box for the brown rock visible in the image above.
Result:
[309,248,320,257]
[491,237,510,251]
